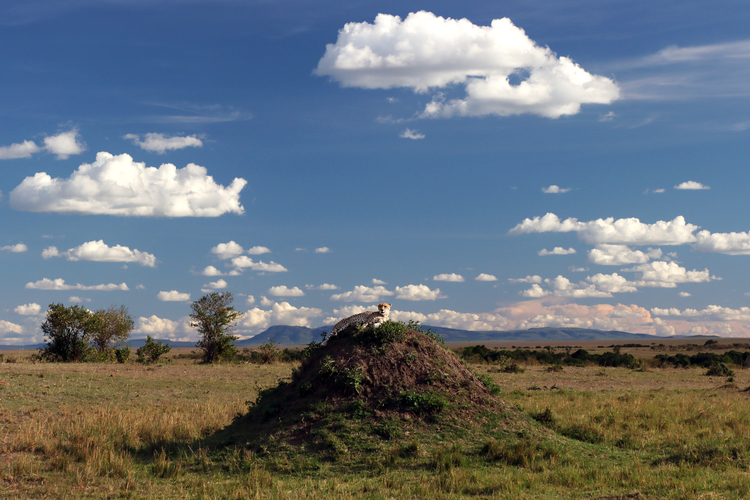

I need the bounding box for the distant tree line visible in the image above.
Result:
[459,345,641,369]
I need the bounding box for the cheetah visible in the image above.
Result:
[321,303,392,345]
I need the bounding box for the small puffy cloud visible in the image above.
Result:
[306,284,339,290]
[433,273,464,282]
[331,285,394,302]
[628,261,714,288]
[45,240,157,267]
[587,273,638,293]
[260,296,274,307]
[674,181,710,190]
[26,278,129,291]
[372,278,387,285]
[43,130,86,159]
[42,246,59,259]
[679,292,691,297]
[395,284,445,301]
[316,12,619,119]
[10,152,246,217]
[124,133,203,154]
[694,230,750,255]
[644,188,666,194]
[201,279,228,292]
[510,213,698,246]
[201,265,224,276]
[315,247,331,254]
[268,285,305,297]
[68,296,91,303]
[475,273,497,281]
[247,246,271,255]
[14,303,41,315]
[231,256,288,273]
[1,243,27,253]
[520,284,549,298]
[542,185,571,194]
[211,241,245,259]
[0,140,41,160]
[240,302,323,334]
[588,244,662,265]
[400,128,425,140]
[157,290,191,301]
[538,247,576,256]
[246,295,256,305]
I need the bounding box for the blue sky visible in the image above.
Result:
[2,0,750,344]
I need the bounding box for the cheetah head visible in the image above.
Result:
[377,303,392,314]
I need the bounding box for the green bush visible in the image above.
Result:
[114,347,131,363]
[398,390,447,414]
[706,363,735,377]
[136,336,171,364]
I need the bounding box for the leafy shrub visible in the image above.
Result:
[398,390,447,414]
[531,407,556,427]
[475,373,502,395]
[706,363,735,377]
[114,347,131,363]
[136,336,171,364]
[407,320,445,346]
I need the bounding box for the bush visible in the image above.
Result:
[706,363,735,377]
[136,336,171,364]
[114,347,131,363]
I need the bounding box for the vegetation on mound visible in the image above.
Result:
[205,321,570,472]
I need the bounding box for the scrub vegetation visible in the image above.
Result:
[2,325,750,499]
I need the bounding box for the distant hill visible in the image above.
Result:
[237,324,665,347]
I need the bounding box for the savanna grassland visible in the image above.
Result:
[2,340,750,500]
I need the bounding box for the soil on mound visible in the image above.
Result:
[207,322,528,465]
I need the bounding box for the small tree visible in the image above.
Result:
[39,304,100,362]
[190,292,241,363]
[92,305,134,353]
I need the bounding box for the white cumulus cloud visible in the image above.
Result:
[211,241,245,259]
[26,278,129,291]
[674,180,710,190]
[588,244,662,265]
[0,140,41,160]
[628,261,714,288]
[475,273,498,281]
[43,130,86,159]
[240,302,323,334]
[157,290,191,301]
[247,246,271,255]
[1,243,28,253]
[231,256,288,273]
[306,284,339,290]
[694,230,750,255]
[433,273,464,282]
[201,279,228,292]
[268,285,305,297]
[316,11,619,119]
[510,213,698,246]
[44,240,157,267]
[14,303,41,315]
[315,247,331,253]
[538,247,576,256]
[10,152,246,217]
[124,133,203,154]
[135,315,184,335]
[395,284,445,301]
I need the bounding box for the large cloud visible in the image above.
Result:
[510,213,698,245]
[694,230,750,255]
[124,133,203,154]
[10,151,246,217]
[629,261,713,288]
[1,243,27,253]
[316,11,619,118]
[42,240,157,267]
[25,278,129,291]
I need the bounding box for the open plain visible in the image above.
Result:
[1,340,749,499]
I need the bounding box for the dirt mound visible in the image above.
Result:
[208,322,522,464]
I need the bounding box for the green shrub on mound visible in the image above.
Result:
[205,322,565,472]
